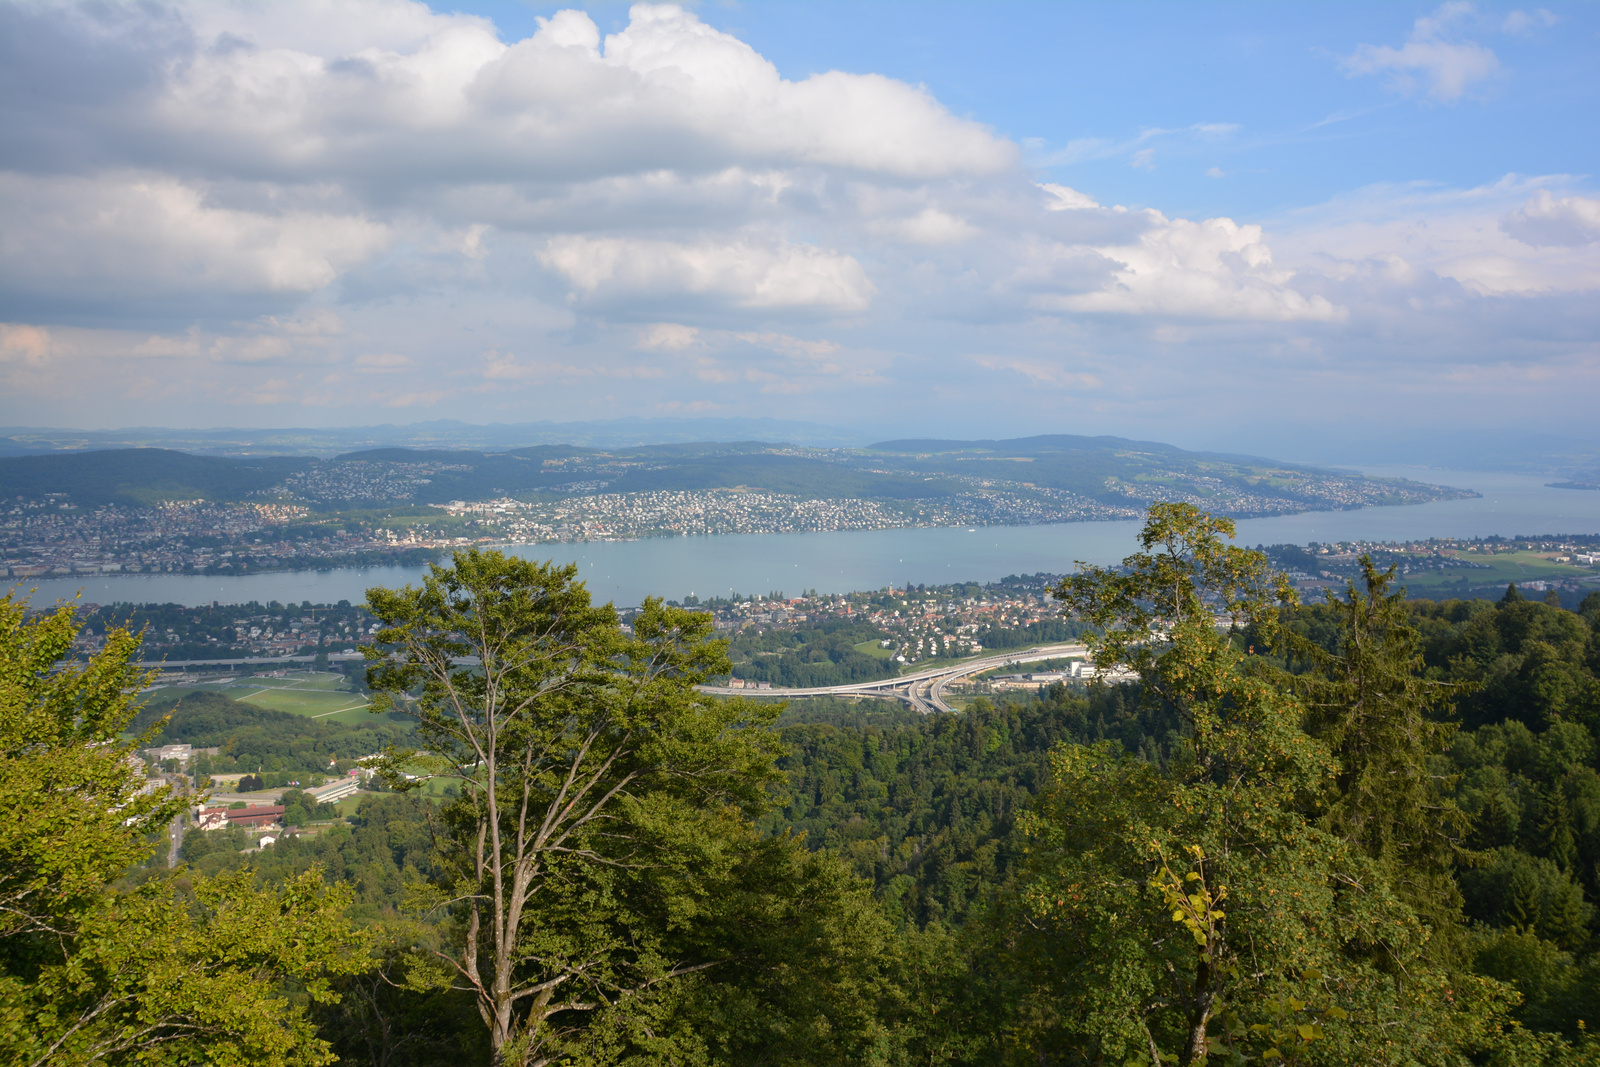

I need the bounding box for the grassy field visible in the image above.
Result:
[852,638,894,659]
[1400,551,1599,592]
[173,671,378,725]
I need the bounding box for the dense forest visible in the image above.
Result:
[8,515,1600,1066]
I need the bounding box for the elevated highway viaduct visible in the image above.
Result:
[696,642,1094,714]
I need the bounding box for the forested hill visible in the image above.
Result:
[0,435,1470,516]
[0,448,308,506]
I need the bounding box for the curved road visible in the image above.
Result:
[697,642,1092,714]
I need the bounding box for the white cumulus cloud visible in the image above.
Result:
[1341,3,1500,102]
[1039,212,1343,322]
[1501,191,1600,247]
[0,0,1593,433]
[0,172,389,301]
[540,234,874,312]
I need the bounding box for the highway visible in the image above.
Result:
[696,642,1094,714]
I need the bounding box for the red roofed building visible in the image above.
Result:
[199,804,285,829]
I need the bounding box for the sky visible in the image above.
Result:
[1,0,1597,455]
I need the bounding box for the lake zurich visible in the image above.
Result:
[15,469,1600,609]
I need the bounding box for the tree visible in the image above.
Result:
[1280,557,1469,947]
[1018,505,1524,1065]
[0,594,367,1066]
[1023,506,1346,1061]
[0,595,181,943]
[364,550,784,1067]
[1534,786,1577,872]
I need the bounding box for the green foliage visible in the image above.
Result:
[179,794,440,922]
[0,595,182,941]
[1461,848,1594,949]
[727,618,900,687]
[968,617,1087,651]
[1015,503,1503,1065]
[561,832,905,1067]
[15,507,1600,1066]
[762,691,1137,927]
[1410,595,1596,731]
[364,549,789,1064]
[0,869,368,1067]
[771,696,927,730]
[138,690,413,776]
[0,594,368,1066]
[279,788,342,828]
[1279,558,1471,949]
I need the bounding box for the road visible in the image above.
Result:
[167,811,184,867]
[696,642,1094,714]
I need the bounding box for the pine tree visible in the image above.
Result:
[1539,877,1591,950]
[1472,791,1519,851]
[1502,864,1542,932]
[1285,557,1470,947]
[1535,786,1577,872]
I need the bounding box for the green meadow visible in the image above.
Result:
[205,671,375,726]
[1399,550,1599,592]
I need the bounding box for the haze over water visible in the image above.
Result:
[15,470,1600,610]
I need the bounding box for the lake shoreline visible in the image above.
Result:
[12,468,1597,609]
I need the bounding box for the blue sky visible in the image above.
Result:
[1,1,1596,456]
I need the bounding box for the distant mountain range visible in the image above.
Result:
[0,417,859,458]
[5,419,1598,475]
[0,435,1474,518]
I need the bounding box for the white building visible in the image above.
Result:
[309,777,360,804]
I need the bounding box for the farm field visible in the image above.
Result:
[1399,550,1600,592]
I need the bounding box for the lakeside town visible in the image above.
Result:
[54,531,1600,680]
[5,474,1487,579]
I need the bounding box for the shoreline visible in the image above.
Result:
[5,491,1489,583]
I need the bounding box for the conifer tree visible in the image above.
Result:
[1472,791,1520,851]
[1282,557,1470,947]
[1503,865,1542,933]
[1535,786,1577,872]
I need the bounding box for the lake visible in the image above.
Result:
[14,468,1600,609]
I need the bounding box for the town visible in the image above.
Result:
[4,473,1489,580]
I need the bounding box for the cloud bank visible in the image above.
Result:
[0,1,1595,440]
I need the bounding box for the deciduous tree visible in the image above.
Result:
[364,550,783,1067]
[0,594,367,1067]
